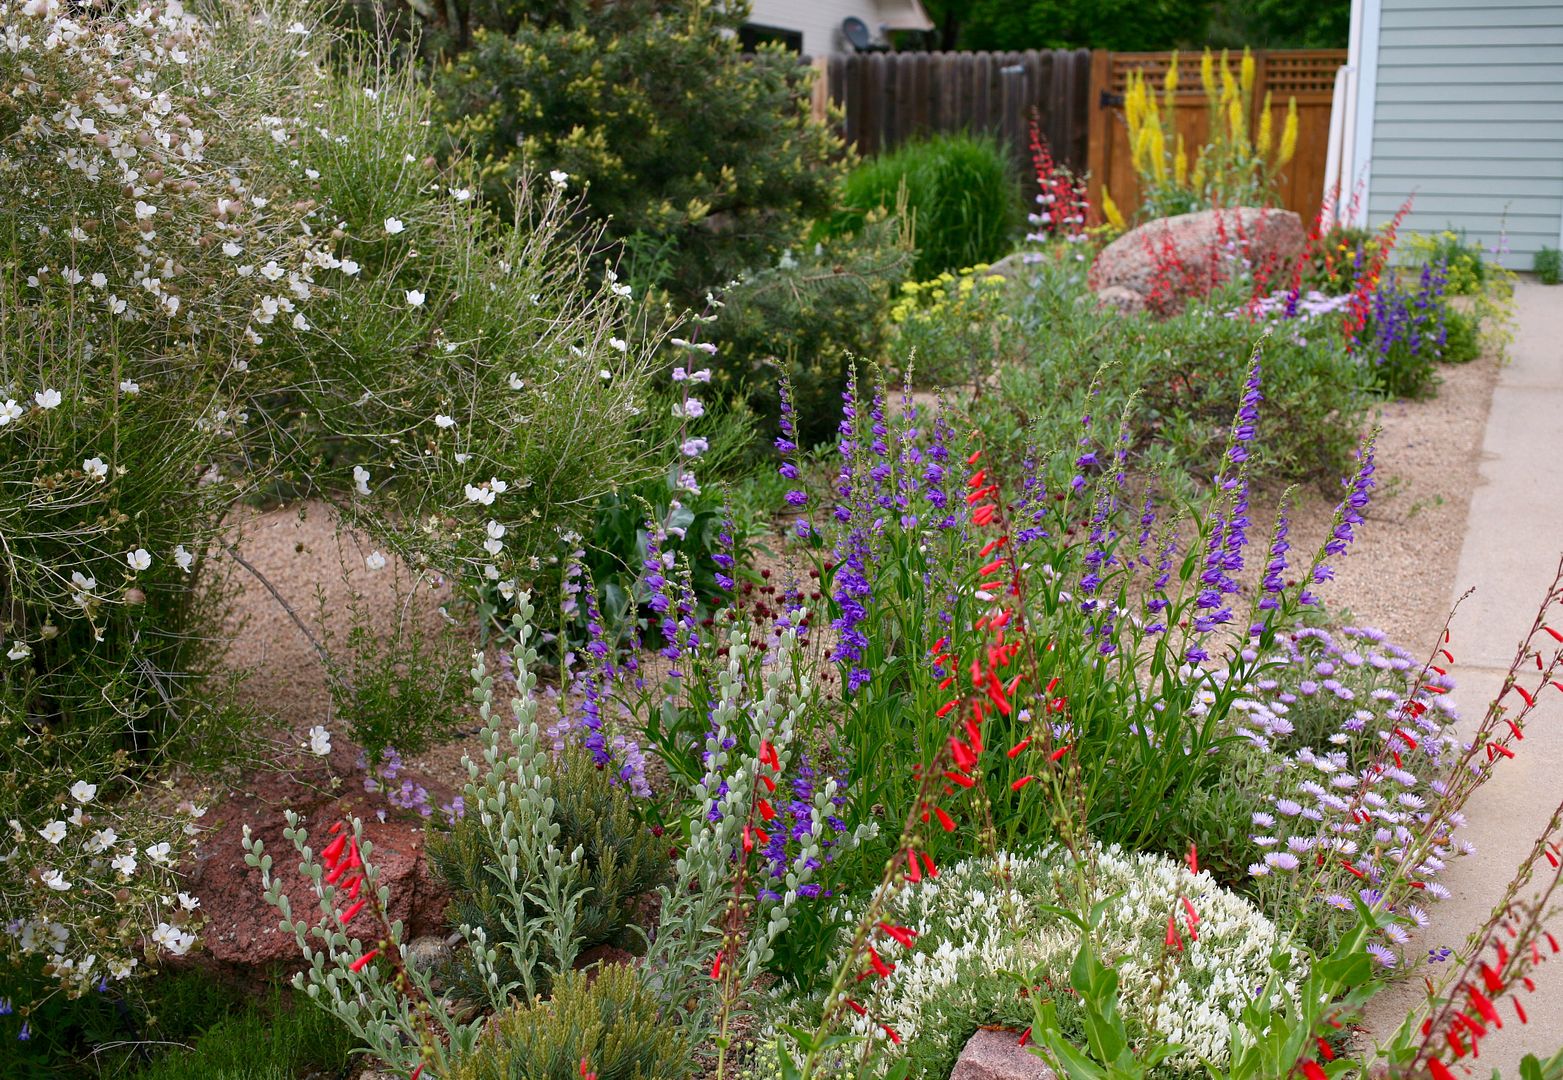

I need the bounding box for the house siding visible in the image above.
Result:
[1366,0,1563,260]
[747,0,885,56]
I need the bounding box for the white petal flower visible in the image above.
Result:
[70,781,96,804]
[341,259,361,276]
[364,551,387,572]
[486,520,506,539]
[39,821,67,844]
[352,465,371,496]
[508,373,524,390]
[6,642,30,661]
[35,388,61,410]
[0,399,23,424]
[608,338,628,352]
[85,827,117,854]
[127,548,151,572]
[483,538,503,556]
[91,273,108,289]
[464,484,495,506]
[489,478,509,494]
[152,923,195,956]
[173,545,194,573]
[83,457,108,480]
[449,187,472,201]
[307,725,332,755]
[384,217,405,235]
[119,379,140,395]
[433,413,455,428]
[405,289,426,307]
[145,842,173,866]
[549,169,569,188]
[111,852,137,877]
[40,869,71,892]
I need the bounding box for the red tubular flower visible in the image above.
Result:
[978,536,1007,558]
[949,736,978,771]
[944,770,976,788]
[710,951,723,979]
[1514,684,1536,707]
[866,946,894,978]
[967,469,986,488]
[1428,1061,1456,1080]
[921,852,938,878]
[936,698,959,718]
[411,1065,424,1080]
[1543,625,1563,642]
[879,923,918,948]
[1011,775,1036,792]
[1008,738,1031,759]
[350,950,379,973]
[338,899,367,925]
[321,833,348,867]
[1315,1037,1333,1062]
[1468,986,1502,1028]
[759,740,781,770]
[579,1058,597,1080]
[1481,963,1504,992]
[1018,1026,1031,1047]
[972,504,997,526]
[758,799,776,821]
[1186,843,1199,875]
[882,1024,902,1045]
[342,874,363,900]
[906,849,922,883]
[934,806,956,832]
[1516,999,1529,1024]
[966,449,982,466]
[1300,1063,1326,1080]
[1048,744,1072,763]
[1181,895,1199,926]
[1165,915,1183,950]
[845,998,867,1016]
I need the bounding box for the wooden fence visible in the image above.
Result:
[810,47,1345,226]
[1086,50,1345,226]
[813,49,1095,178]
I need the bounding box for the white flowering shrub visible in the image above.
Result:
[763,845,1298,1079]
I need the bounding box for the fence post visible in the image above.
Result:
[1086,49,1112,215]
[810,56,830,126]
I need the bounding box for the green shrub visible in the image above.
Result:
[1535,245,1562,286]
[428,742,669,1004]
[1403,229,1488,295]
[454,965,687,1080]
[432,0,841,302]
[887,264,1023,388]
[973,260,1368,486]
[823,133,1021,280]
[130,999,355,1080]
[1441,304,1482,363]
[706,213,915,448]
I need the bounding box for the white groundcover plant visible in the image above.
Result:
[765,845,1299,1078]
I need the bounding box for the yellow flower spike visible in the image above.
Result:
[1135,125,1156,175]
[1200,49,1216,101]
[1279,98,1299,165]
[1163,54,1179,95]
[1174,134,1188,186]
[1191,159,1207,192]
[1151,126,1167,182]
[1102,186,1127,231]
[1257,92,1273,157]
[1227,95,1244,143]
[1240,49,1256,98]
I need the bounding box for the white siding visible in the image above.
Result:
[747,0,884,56]
[1365,0,1563,260]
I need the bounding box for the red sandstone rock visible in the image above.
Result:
[1089,207,1305,314]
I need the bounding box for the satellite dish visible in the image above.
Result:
[842,16,879,52]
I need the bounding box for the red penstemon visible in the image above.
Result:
[794,445,1050,1077]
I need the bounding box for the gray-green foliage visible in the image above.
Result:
[428,739,669,1004]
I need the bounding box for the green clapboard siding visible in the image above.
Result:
[1369,0,1563,259]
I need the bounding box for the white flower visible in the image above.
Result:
[91,273,108,289]
[222,241,242,257]
[83,457,108,481]
[118,379,140,395]
[364,551,387,572]
[341,259,361,276]
[508,373,524,390]
[483,538,503,556]
[71,571,96,593]
[134,200,157,220]
[608,337,628,352]
[454,453,471,464]
[464,484,495,506]
[600,369,613,380]
[0,399,22,425]
[353,465,371,496]
[490,478,509,494]
[178,892,201,911]
[127,548,151,572]
[434,413,455,428]
[39,869,71,892]
[35,388,61,410]
[486,520,506,540]
[611,282,632,298]
[85,828,117,854]
[308,725,332,755]
[38,819,67,844]
[6,642,30,661]
[69,781,96,804]
[449,187,472,201]
[549,169,570,188]
[145,842,173,866]
[406,289,426,307]
[152,923,195,956]
[174,545,194,573]
[384,217,405,235]
[111,852,137,877]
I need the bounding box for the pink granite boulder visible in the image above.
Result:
[951,1028,1056,1079]
[1089,207,1305,314]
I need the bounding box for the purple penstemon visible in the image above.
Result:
[713,501,737,593]
[776,373,809,536]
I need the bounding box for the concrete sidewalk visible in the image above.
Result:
[1363,281,1563,1070]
